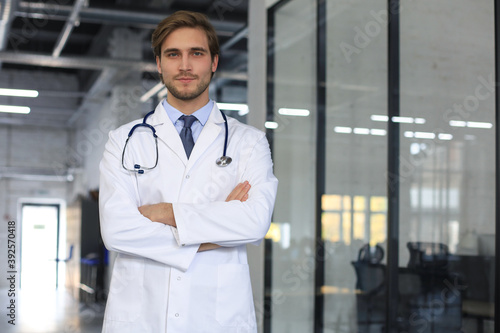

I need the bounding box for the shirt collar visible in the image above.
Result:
[162,99,214,126]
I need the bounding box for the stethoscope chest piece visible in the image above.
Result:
[216,156,232,167]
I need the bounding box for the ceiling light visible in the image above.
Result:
[438,133,453,140]
[370,129,387,136]
[392,116,414,123]
[449,120,467,127]
[140,82,164,102]
[353,128,370,135]
[265,121,279,129]
[370,115,388,122]
[414,132,436,139]
[334,126,352,134]
[278,108,310,116]
[0,88,39,98]
[466,121,493,129]
[404,131,414,138]
[217,103,249,116]
[0,105,31,114]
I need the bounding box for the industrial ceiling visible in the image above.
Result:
[0,0,249,128]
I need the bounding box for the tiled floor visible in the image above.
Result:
[0,287,104,333]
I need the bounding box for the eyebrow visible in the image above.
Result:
[163,47,208,55]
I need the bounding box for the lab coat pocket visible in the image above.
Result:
[216,264,256,327]
[105,255,145,322]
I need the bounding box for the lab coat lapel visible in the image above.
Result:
[148,102,189,166]
[186,104,224,171]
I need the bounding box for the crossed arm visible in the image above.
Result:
[138,181,251,252]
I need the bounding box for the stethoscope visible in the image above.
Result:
[122,109,232,174]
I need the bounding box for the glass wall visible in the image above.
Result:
[397,1,495,332]
[324,0,388,332]
[268,0,317,332]
[267,0,496,332]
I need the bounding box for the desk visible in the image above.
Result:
[352,262,463,333]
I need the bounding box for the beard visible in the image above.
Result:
[163,72,212,101]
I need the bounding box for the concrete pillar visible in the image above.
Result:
[247,1,268,332]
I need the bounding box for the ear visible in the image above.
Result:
[211,54,219,73]
[156,56,161,74]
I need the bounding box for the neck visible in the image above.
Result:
[166,93,209,115]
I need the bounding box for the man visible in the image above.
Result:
[99,10,278,333]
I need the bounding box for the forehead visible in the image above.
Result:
[161,27,209,52]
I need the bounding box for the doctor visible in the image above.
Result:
[99,10,278,333]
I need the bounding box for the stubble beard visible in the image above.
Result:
[163,73,211,101]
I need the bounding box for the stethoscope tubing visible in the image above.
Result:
[122,108,231,173]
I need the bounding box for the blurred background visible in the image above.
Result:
[0,0,497,332]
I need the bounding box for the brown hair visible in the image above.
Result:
[152,11,220,61]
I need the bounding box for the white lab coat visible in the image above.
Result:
[99,101,278,333]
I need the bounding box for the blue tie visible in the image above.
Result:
[179,115,197,158]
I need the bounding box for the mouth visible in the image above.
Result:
[176,76,197,84]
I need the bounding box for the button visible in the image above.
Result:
[185,175,190,179]
[177,276,181,281]
[175,313,179,317]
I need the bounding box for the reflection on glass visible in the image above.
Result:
[399,0,495,332]
[269,0,317,332]
[324,0,388,331]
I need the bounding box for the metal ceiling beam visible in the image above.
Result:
[16,1,244,34]
[52,0,87,57]
[0,0,17,50]
[220,26,248,51]
[0,116,73,128]
[0,166,72,182]
[0,50,157,71]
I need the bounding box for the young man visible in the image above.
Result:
[99,10,278,333]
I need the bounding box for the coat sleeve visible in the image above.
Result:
[172,134,278,247]
[99,129,198,271]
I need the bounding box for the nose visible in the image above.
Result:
[179,53,192,71]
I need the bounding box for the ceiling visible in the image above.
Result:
[0,0,249,128]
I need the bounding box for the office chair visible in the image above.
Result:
[406,241,449,271]
[352,244,386,332]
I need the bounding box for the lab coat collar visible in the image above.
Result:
[148,101,224,167]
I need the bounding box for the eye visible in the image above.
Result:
[193,51,203,56]
[167,52,178,58]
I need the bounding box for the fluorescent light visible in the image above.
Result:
[449,120,467,127]
[392,116,414,123]
[0,88,39,98]
[217,103,249,116]
[140,82,164,102]
[414,132,436,139]
[0,105,31,114]
[334,126,352,134]
[353,127,370,135]
[278,108,310,117]
[449,120,493,129]
[265,121,278,129]
[404,131,414,138]
[467,121,493,129]
[371,115,388,122]
[370,129,386,136]
[372,115,426,124]
[438,133,453,140]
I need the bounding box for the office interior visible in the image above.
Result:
[0,0,497,332]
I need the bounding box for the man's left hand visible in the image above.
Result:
[138,202,176,227]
